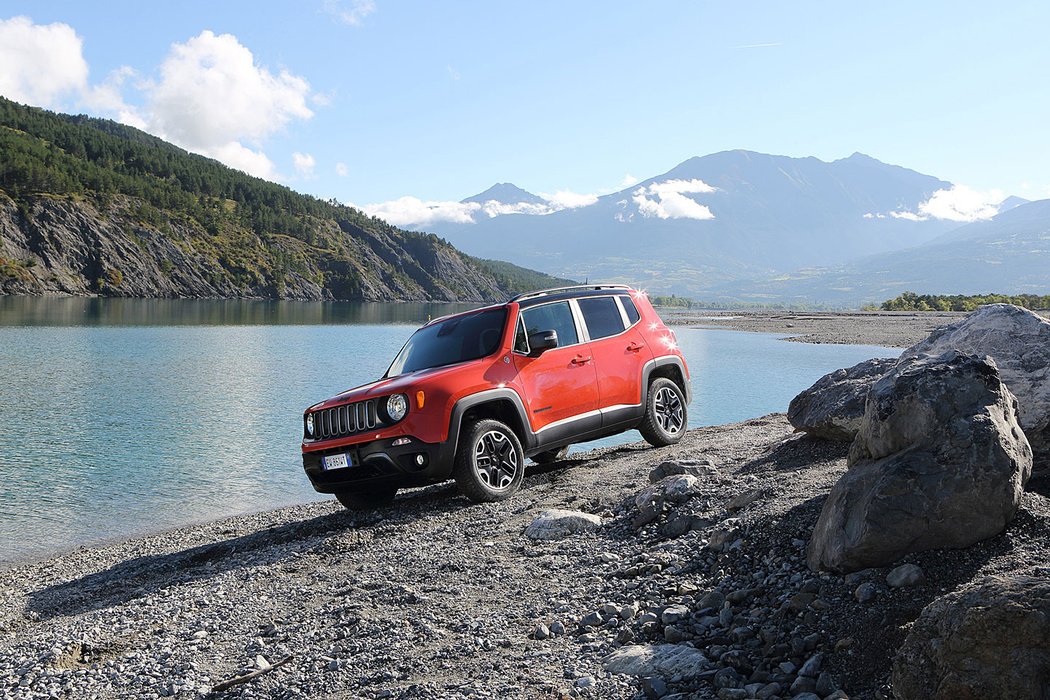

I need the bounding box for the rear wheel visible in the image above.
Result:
[639,378,687,447]
[334,485,398,510]
[453,419,525,502]
[531,446,570,464]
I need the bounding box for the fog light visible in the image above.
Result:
[415,454,425,466]
[392,437,411,447]
[416,391,425,409]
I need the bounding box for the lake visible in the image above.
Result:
[0,297,898,564]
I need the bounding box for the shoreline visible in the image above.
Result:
[664,309,965,349]
[2,416,1046,699]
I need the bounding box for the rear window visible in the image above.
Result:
[520,301,579,348]
[578,296,625,339]
[619,295,641,325]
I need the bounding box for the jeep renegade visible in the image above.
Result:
[301,285,691,508]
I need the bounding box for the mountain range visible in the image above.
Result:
[421,151,1046,305]
[0,98,568,301]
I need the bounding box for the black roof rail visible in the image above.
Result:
[508,284,631,303]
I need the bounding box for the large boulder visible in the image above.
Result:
[892,574,1050,699]
[523,509,602,540]
[808,351,1032,572]
[788,357,899,441]
[901,303,1050,471]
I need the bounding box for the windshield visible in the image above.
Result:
[386,308,507,377]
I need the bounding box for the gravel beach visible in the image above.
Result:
[2,414,1047,700]
[664,311,965,349]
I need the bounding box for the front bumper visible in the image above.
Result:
[302,436,452,493]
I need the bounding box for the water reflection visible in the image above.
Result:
[0,296,480,327]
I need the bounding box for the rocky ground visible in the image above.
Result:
[2,416,1047,700]
[663,311,965,349]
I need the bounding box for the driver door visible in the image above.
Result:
[512,301,599,432]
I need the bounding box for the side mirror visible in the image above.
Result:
[528,329,559,355]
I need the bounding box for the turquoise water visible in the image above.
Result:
[0,298,898,563]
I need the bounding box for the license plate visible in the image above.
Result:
[322,453,349,471]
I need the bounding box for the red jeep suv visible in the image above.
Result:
[301,285,691,508]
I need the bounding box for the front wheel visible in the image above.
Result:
[638,378,687,447]
[453,419,525,502]
[334,485,398,510]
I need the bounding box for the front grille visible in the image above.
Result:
[309,399,380,440]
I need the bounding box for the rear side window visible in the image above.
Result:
[619,295,641,325]
[578,296,626,339]
[520,302,579,348]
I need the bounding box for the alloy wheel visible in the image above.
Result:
[473,430,520,491]
[654,386,684,435]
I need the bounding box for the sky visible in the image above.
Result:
[1,1,1048,227]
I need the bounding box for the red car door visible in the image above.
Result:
[512,300,599,432]
[575,295,654,412]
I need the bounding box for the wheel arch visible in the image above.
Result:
[445,389,535,466]
[642,356,692,406]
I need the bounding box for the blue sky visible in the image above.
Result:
[1,1,1048,223]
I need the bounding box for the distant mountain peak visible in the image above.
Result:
[461,183,545,205]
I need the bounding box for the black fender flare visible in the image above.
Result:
[641,355,693,407]
[437,388,536,472]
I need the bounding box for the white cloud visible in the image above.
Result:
[631,178,716,220]
[0,16,88,108]
[447,65,461,81]
[82,66,146,129]
[918,185,1004,222]
[335,162,349,176]
[139,31,314,179]
[362,197,481,227]
[292,151,316,177]
[874,185,1006,223]
[323,0,376,26]
[541,190,599,209]
[619,174,639,188]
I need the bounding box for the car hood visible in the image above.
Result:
[309,363,469,411]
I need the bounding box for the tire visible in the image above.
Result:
[334,485,398,510]
[453,419,525,502]
[638,377,688,447]
[531,446,570,464]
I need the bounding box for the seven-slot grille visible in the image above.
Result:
[310,399,380,439]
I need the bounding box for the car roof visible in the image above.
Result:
[421,285,636,327]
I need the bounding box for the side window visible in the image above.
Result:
[578,296,626,339]
[514,317,529,353]
[520,301,579,348]
[619,295,641,325]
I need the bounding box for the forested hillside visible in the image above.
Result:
[0,98,568,300]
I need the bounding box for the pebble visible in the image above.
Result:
[855,582,877,603]
[886,563,925,588]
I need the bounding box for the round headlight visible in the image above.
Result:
[305,413,315,436]
[386,393,408,422]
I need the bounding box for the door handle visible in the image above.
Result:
[626,342,644,352]
[572,355,593,365]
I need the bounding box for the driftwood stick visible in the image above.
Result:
[211,655,293,693]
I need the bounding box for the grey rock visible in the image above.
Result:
[789,675,817,694]
[660,604,690,625]
[641,676,668,699]
[580,611,603,627]
[699,590,726,611]
[854,582,877,603]
[602,644,712,677]
[901,303,1050,471]
[790,694,821,700]
[893,574,1050,700]
[726,488,765,512]
[717,690,748,700]
[663,625,687,643]
[808,351,1033,572]
[815,671,836,696]
[619,603,639,620]
[574,676,595,688]
[533,623,550,640]
[648,460,714,482]
[798,652,823,677]
[756,682,782,699]
[788,357,898,440]
[549,620,566,636]
[524,509,602,540]
[886,563,925,588]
